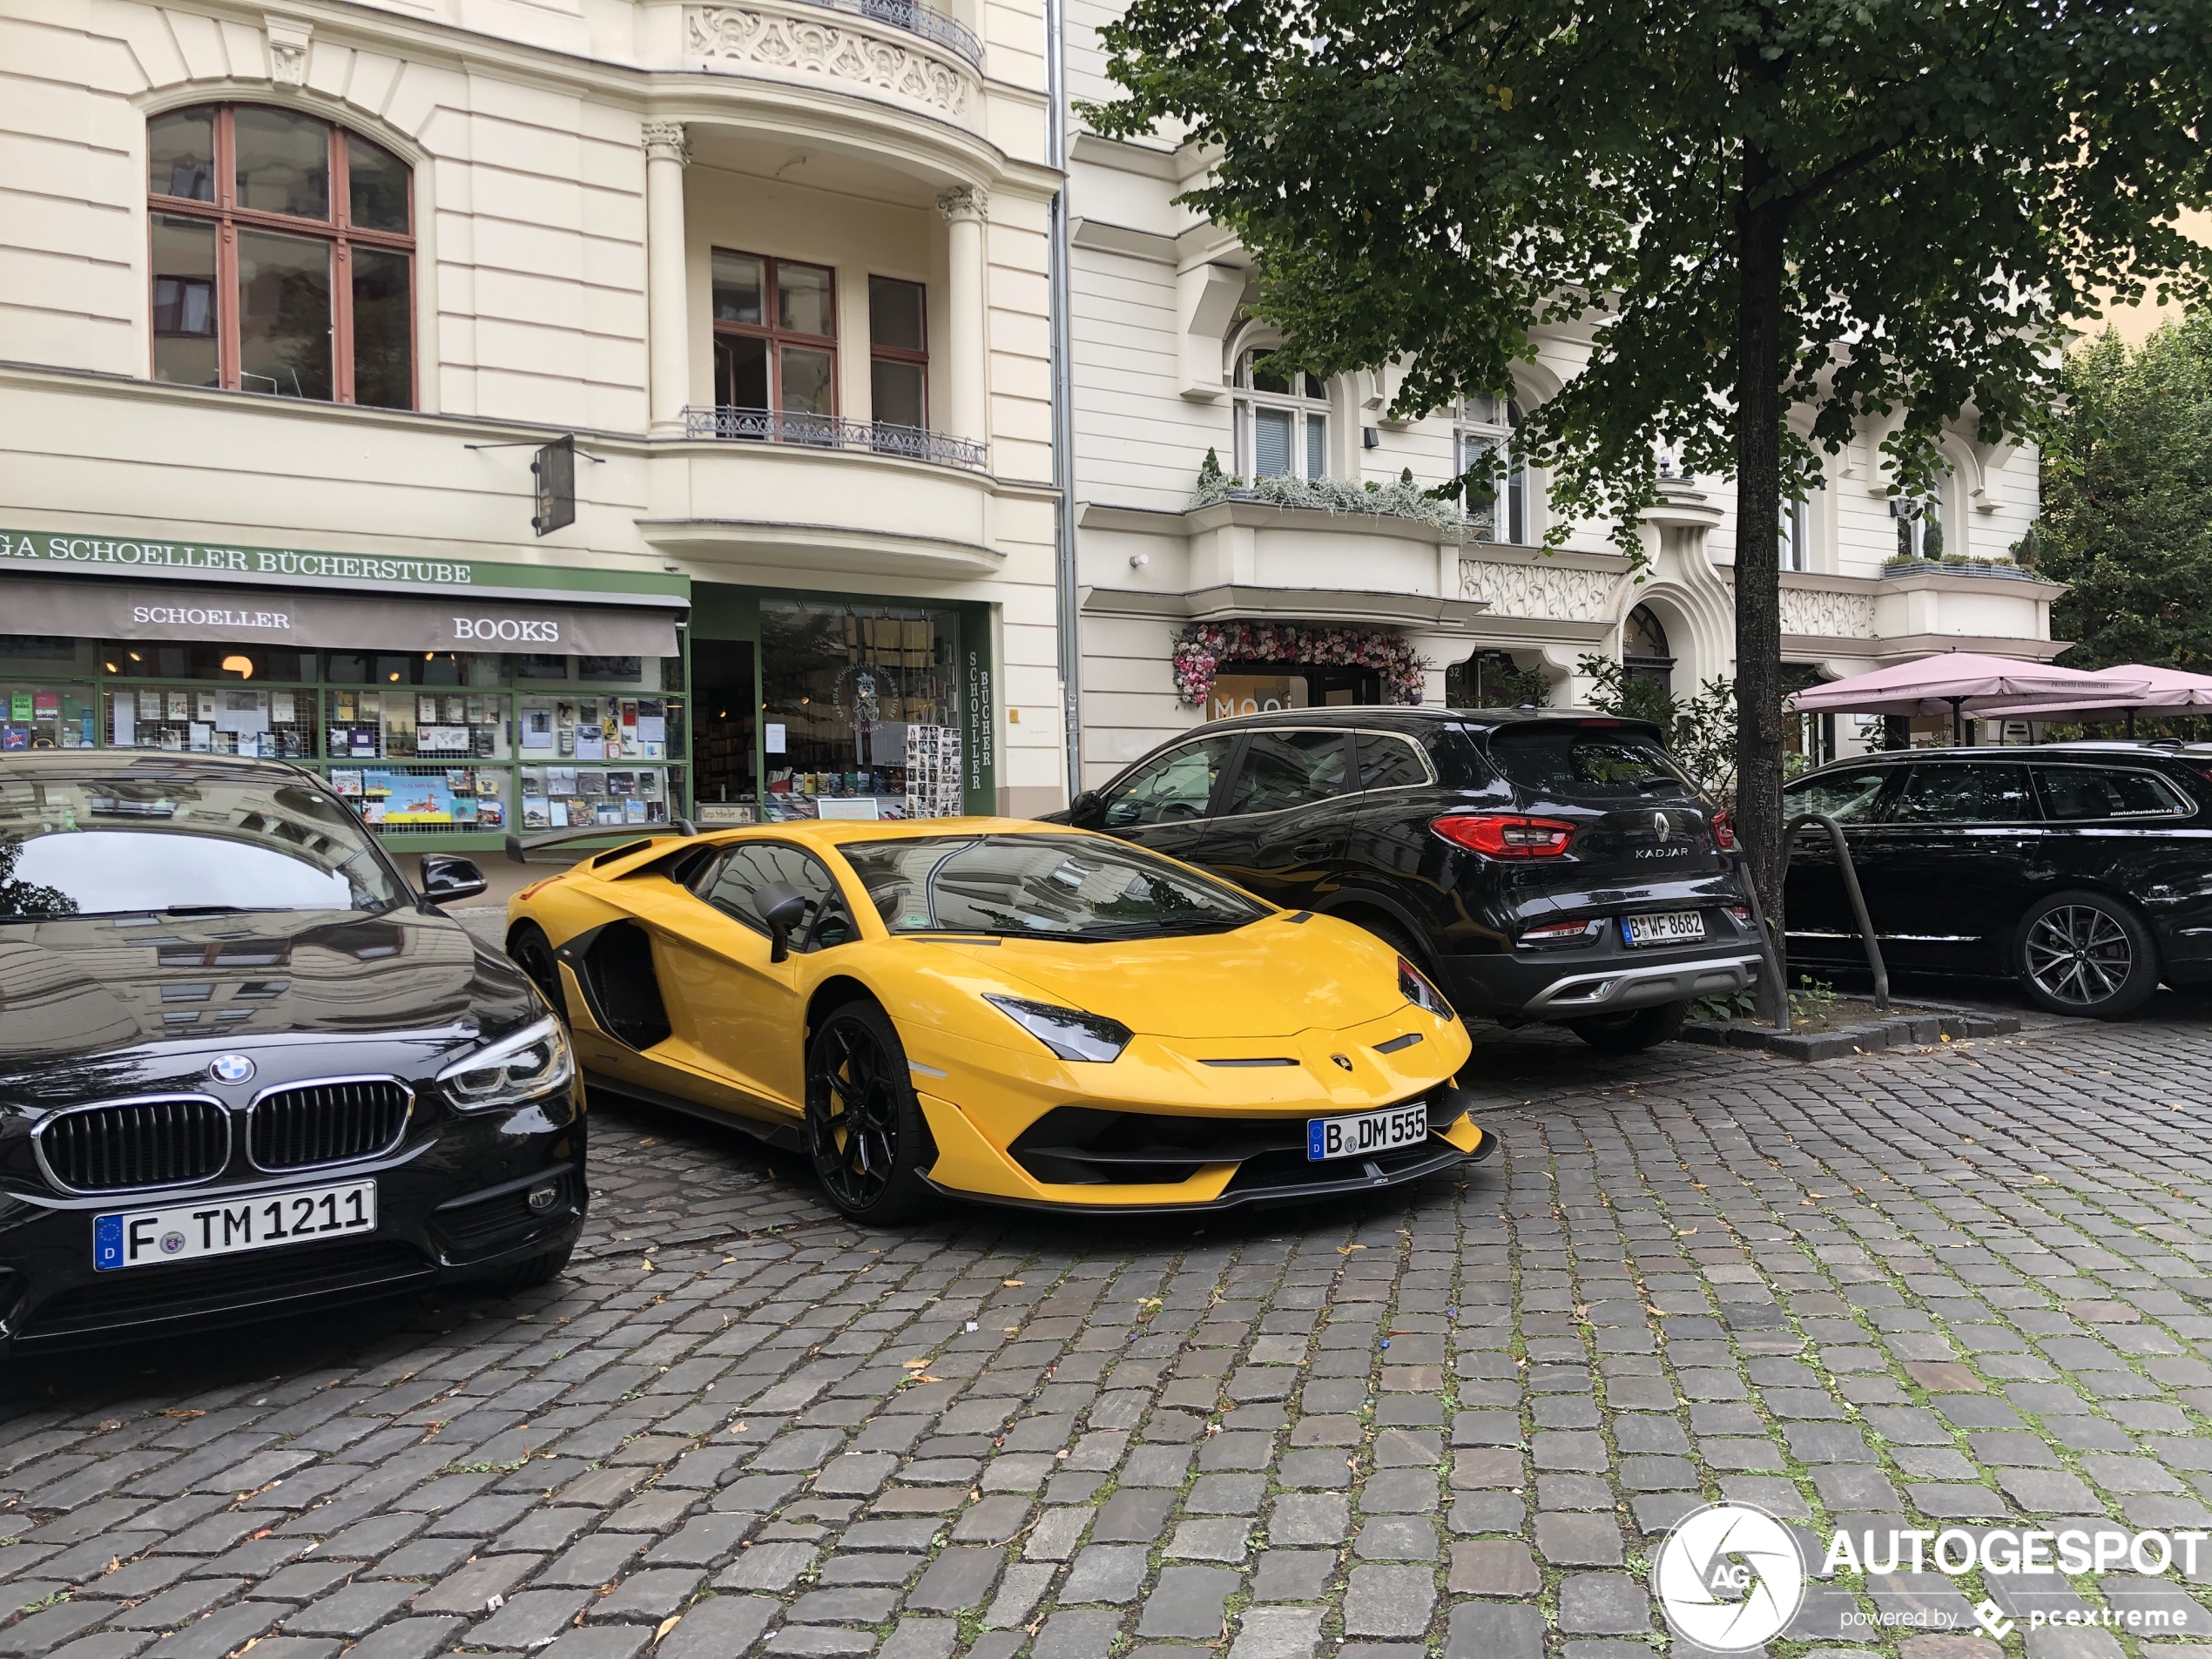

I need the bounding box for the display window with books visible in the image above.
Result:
[2,633,687,849]
[759,600,961,822]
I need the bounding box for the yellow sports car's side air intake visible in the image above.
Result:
[506,817,1495,1223]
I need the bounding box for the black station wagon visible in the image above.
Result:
[1061,708,1761,1053]
[1783,744,2212,1017]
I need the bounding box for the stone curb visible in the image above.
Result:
[1677,1002,2023,1062]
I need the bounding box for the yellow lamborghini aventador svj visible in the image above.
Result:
[506,819,1494,1223]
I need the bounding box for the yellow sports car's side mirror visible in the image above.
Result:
[753,880,809,963]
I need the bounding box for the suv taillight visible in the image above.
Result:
[1521,918,1599,945]
[1711,809,1737,851]
[1432,813,1576,859]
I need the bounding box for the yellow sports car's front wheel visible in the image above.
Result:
[806,1002,941,1225]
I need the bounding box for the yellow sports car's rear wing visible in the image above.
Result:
[502,820,700,866]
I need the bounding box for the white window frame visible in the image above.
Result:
[1782,496,1811,572]
[1454,395,1527,543]
[1233,347,1331,480]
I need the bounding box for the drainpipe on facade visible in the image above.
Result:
[1045,0,1082,804]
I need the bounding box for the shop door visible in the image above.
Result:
[693,639,758,813]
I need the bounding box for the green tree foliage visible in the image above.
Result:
[1578,654,1739,799]
[1087,0,2212,967]
[2039,319,2212,674]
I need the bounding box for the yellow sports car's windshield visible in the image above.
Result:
[840,833,1267,940]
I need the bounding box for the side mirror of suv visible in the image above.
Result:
[1069,789,1103,826]
[421,854,489,904]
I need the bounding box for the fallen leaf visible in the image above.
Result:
[655,1615,683,1644]
[915,1375,943,1384]
[163,1408,206,1420]
[903,1359,930,1369]
[97,1420,121,1433]
[1002,1279,1025,1287]
[640,1259,655,1272]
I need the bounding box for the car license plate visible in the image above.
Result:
[93,1180,376,1271]
[1622,910,1704,948]
[1307,1103,1431,1162]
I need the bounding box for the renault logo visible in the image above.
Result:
[1332,1054,1353,1072]
[1653,813,1672,840]
[209,1053,256,1084]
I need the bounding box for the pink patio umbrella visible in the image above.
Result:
[1785,652,2152,745]
[1975,663,2212,738]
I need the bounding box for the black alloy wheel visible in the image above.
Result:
[1567,998,1692,1055]
[507,921,568,1023]
[2017,890,2158,1019]
[805,1001,938,1224]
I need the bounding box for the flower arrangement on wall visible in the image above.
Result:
[1170,621,1426,707]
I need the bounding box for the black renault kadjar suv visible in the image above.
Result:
[1783,742,2212,1019]
[1060,709,1760,1052]
[0,751,583,1352]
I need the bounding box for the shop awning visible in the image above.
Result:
[0,575,681,658]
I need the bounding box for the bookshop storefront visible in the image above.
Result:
[689,583,997,826]
[0,529,690,853]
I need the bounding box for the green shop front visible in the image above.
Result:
[0,531,689,852]
[687,583,996,826]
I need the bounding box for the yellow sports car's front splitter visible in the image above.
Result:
[912,1085,1500,1216]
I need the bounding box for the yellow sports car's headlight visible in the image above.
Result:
[438,1015,576,1111]
[984,995,1133,1063]
[1399,957,1456,1022]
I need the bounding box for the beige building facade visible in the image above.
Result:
[1059,0,2059,787]
[1,0,1068,848]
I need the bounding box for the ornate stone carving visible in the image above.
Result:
[1459,557,1619,622]
[265,16,312,86]
[687,6,972,114]
[640,120,691,165]
[1779,586,1876,638]
[936,185,986,223]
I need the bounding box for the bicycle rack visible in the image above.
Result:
[1784,812,1890,1015]
[1727,811,1890,1033]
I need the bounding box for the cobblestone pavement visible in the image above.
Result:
[9,1011,2212,1659]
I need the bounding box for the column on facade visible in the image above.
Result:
[643,121,691,439]
[938,186,988,450]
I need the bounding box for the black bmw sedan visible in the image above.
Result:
[1784,743,2212,1018]
[0,752,583,1352]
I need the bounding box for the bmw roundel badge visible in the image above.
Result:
[209,1053,256,1084]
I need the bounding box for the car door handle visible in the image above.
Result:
[1293,842,1333,861]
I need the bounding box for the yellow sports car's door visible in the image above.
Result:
[631,843,847,1116]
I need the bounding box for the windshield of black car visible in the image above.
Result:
[839,833,1269,938]
[0,774,405,920]
[1487,725,1696,799]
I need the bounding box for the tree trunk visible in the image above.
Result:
[1735,183,1790,1023]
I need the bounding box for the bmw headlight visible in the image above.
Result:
[438,1015,576,1111]
[984,995,1133,1063]
[1399,957,1456,1022]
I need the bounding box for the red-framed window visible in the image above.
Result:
[147,104,415,409]
[868,275,927,429]
[710,250,837,415]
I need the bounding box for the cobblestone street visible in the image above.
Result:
[8,1012,2212,1659]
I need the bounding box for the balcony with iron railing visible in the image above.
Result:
[681,405,988,471]
[788,0,981,65]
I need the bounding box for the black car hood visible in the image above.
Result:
[0,907,541,1107]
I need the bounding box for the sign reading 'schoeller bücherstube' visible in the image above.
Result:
[0,530,479,590]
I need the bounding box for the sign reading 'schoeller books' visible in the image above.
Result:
[3,575,678,659]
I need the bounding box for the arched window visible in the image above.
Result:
[1623,604,1675,691]
[1454,395,1526,543]
[1233,348,1329,480]
[148,105,414,408]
